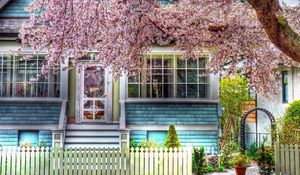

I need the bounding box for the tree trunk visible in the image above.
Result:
[247,0,300,63]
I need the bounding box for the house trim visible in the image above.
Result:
[127,125,218,131]
[0,125,58,130]
[125,99,219,103]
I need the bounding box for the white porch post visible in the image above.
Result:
[119,72,126,130]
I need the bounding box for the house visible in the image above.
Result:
[0,0,221,152]
[244,66,300,147]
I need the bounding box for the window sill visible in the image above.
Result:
[0,97,65,102]
[125,98,219,103]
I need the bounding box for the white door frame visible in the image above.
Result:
[75,64,112,123]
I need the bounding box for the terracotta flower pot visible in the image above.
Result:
[234,165,247,175]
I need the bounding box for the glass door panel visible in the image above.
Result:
[81,66,106,122]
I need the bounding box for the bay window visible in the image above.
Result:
[128,53,208,98]
[0,53,60,97]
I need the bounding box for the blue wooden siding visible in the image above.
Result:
[0,130,18,146]
[0,0,31,17]
[130,130,218,153]
[0,102,61,125]
[126,103,219,125]
[0,130,52,147]
[39,130,52,147]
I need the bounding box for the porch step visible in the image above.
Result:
[67,124,119,130]
[65,131,120,137]
[64,124,120,148]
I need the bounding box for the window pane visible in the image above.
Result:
[27,58,38,69]
[187,69,197,83]
[163,55,174,68]
[163,84,174,98]
[164,69,173,83]
[37,83,48,97]
[128,84,139,98]
[199,84,207,98]
[152,83,162,98]
[152,69,162,83]
[128,75,139,83]
[187,59,197,68]
[177,56,185,68]
[177,69,186,83]
[198,70,207,83]
[199,57,206,68]
[15,68,25,82]
[3,55,13,69]
[141,84,151,98]
[187,84,198,98]
[177,84,186,98]
[152,55,162,68]
[84,67,105,98]
[25,83,37,97]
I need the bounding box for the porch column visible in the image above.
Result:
[119,72,126,130]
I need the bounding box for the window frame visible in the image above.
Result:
[126,52,210,100]
[0,52,61,99]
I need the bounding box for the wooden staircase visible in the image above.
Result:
[64,124,120,148]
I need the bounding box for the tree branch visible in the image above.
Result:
[247,0,300,63]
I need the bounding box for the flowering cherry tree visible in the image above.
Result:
[19,0,300,95]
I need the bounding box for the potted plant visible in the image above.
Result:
[232,154,249,175]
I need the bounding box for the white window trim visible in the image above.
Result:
[0,51,68,100]
[125,52,216,100]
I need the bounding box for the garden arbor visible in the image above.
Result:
[240,108,276,151]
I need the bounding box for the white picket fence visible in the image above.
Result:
[274,143,300,175]
[0,147,192,175]
[129,147,192,175]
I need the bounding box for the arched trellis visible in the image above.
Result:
[240,108,276,151]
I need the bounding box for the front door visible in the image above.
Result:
[80,65,107,122]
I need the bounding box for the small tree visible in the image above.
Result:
[276,100,300,144]
[219,75,250,149]
[164,125,181,148]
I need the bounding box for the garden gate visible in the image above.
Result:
[240,108,276,151]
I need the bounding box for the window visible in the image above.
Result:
[148,131,167,145]
[18,130,39,147]
[128,54,208,98]
[157,0,177,5]
[0,53,60,97]
[282,70,288,103]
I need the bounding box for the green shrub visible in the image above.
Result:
[217,165,225,172]
[130,138,139,148]
[258,139,275,175]
[164,125,181,148]
[246,143,259,160]
[140,139,160,148]
[204,165,214,173]
[231,154,249,167]
[39,140,48,148]
[192,147,206,175]
[219,140,241,168]
[277,100,300,144]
